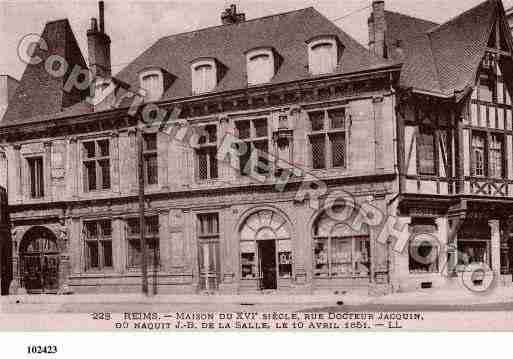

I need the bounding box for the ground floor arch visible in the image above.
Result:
[19,226,60,294]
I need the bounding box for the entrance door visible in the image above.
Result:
[20,228,60,294]
[258,240,277,290]
[198,241,220,292]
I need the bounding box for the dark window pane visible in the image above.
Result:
[102,241,112,268]
[85,222,98,238]
[310,135,326,169]
[144,133,157,151]
[128,240,141,268]
[28,157,44,198]
[236,121,250,139]
[328,108,345,129]
[205,125,217,143]
[85,161,96,191]
[418,129,435,175]
[98,139,109,157]
[309,112,324,131]
[197,149,208,180]
[199,213,219,235]
[99,159,110,189]
[100,220,112,237]
[83,141,96,158]
[239,143,251,175]
[330,133,345,168]
[254,119,268,138]
[209,147,218,179]
[127,219,140,236]
[87,242,99,269]
[146,216,159,235]
[254,141,269,174]
[145,154,158,185]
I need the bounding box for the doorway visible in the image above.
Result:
[20,227,60,294]
[258,240,277,290]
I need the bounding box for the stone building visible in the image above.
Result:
[0,1,512,295]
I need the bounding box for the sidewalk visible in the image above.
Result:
[2,286,513,307]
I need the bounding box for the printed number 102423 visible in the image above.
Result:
[27,345,58,354]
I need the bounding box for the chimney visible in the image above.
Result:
[87,1,111,79]
[368,1,387,58]
[221,4,246,25]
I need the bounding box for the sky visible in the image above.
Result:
[1,0,513,80]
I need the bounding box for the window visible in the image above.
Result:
[84,220,112,271]
[457,240,491,267]
[143,133,158,185]
[308,108,347,170]
[139,69,164,102]
[313,210,370,278]
[471,133,486,177]
[308,37,338,75]
[489,134,504,178]
[246,48,275,85]
[196,124,218,180]
[235,118,270,176]
[27,157,44,198]
[479,70,497,103]
[127,216,160,269]
[191,59,218,94]
[197,213,220,291]
[82,139,110,191]
[408,219,439,273]
[417,127,436,176]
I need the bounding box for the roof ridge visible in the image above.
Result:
[384,9,439,27]
[157,7,314,42]
[427,0,496,34]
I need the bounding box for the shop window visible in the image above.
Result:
[143,133,158,185]
[457,240,491,268]
[235,118,269,176]
[417,127,436,176]
[82,139,110,191]
[127,216,159,269]
[84,220,112,271]
[408,219,439,273]
[308,108,347,170]
[196,124,218,180]
[27,157,44,198]
[313,211,370,278]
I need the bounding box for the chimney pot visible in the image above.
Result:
[221,4,246,25]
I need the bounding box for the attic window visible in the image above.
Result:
[246,48,276,86]
[308,37,339,75]
[191,58,218,95]
[139,69,164,102]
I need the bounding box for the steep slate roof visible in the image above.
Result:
[114,7,394,101]
[388,0,510,97]
[1,7,395,127]
[2,19,91,126]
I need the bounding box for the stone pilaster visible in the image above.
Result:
[43,141,52,201]
[157,132,169,190]
[112,217,124,273]
[11,144,22,204]
[489,220,501,275]
[127,128,138,194]
[110,131,120,193]
[70,216,82,274]
[436,217,449,275]
[159,210,171,272]
[0,150,7,189]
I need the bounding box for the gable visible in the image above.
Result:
[2,19,90,125]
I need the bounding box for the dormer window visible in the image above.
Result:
[139,69,164,102]
[307,36,339,75]
[191,58,218,95]
[246,48,276,86]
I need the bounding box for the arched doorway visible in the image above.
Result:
[240,210,292,290]
[19,226,60,294]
